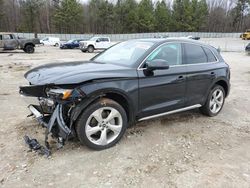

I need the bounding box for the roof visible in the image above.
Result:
[132,37,207,45]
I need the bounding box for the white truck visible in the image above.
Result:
[79,37,112,53]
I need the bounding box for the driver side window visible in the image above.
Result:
[146,43,182,66]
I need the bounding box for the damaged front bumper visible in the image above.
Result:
[19,83,87,156]
[24,102,72,156]
[28,104,71,138]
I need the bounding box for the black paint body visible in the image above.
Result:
[20,38,230,125]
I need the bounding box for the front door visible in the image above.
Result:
[95,38,105,49]
[137,43,187,119]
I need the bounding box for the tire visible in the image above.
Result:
[76,98,128,150]
[81,50,87,53]
[24,44,35,54]
[200,85,225,117]
[87,45,94,53]
[55,43,59,47]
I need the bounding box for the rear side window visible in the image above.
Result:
[203,47,217,62]
[101,38,109,42]
[184,43,207,64]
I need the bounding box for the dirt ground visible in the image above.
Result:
[0,43,250,188]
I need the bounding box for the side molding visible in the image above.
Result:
[138,104,202,121]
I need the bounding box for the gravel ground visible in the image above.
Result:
[0,43,250,188]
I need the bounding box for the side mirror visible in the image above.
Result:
[96,39,100,42]
[146,59,169,71]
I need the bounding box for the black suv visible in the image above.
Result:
[20,39,230,150]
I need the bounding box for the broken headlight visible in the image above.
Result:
[47,89,73,100]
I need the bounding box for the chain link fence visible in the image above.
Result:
[15,32,243,41]
[14,32,249,52]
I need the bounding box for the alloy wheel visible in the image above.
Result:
[209,88,224,114]
[85,107,123,146]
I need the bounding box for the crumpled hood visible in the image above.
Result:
[25,61,135,85]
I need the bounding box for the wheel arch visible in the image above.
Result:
[24,42,35,48]
[214,79,229,97]
[71,89,135,128]
[87,44,95,49]
[202,78,230,106]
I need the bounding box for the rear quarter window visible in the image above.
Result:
[203,47,217,62]
[184,43,207,64]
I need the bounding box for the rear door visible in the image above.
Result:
[102,38,110,48]
[183,43,218,106]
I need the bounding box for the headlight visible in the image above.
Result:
[47,89,73,100]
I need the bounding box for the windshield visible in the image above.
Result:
[92,40,154,66]
[67,39,74,43]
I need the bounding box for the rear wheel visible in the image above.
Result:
[24,44,35,53]
[81,50,87,53]
[87,45,94,53]
[76,98,127,150]
[200,85,225,117]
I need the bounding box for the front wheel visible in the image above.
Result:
[87,45,94,53]
[76,98,128,150]
[200,85,225,117]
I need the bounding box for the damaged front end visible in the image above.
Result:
[20,84,85,156]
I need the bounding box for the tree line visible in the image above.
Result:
[0,0,249,34]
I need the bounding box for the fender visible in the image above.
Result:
[70,88,136,127]
[203,76,230,105]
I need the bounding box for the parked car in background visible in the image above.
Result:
[60,39,86,49]
[245,43,250,53]
[0,32,40,53]
[79,37,111,53]
[20,38,230,151]
[40,37,60,47]
[240,29,250,40]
